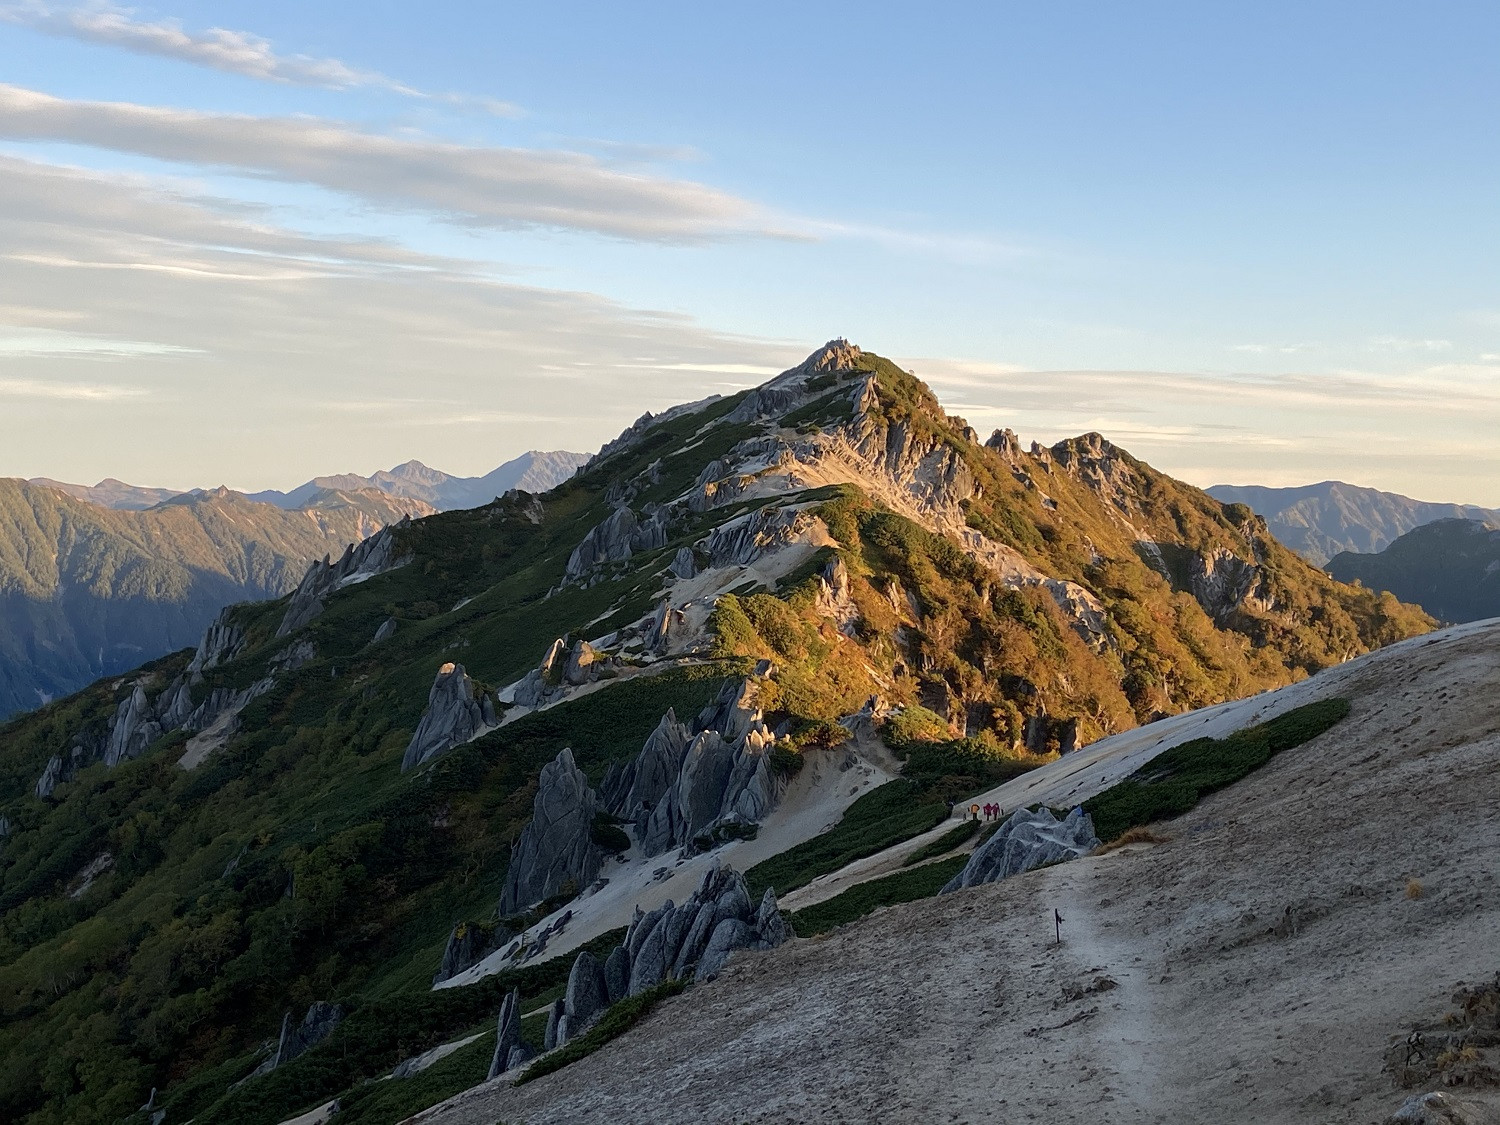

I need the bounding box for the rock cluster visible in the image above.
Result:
[508,637,617,709]
[186,607,245,674]
[497,748,603,916]
[276,518,410,636]
[564,504,670,582]
[940,807,1100,893]
[33,606,293,797]
[544,863,788,1052]
[599,677,787,857]
[400,662,498,772]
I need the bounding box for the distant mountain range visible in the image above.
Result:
[1206,481,1500,566]
[31,450,589,514]
[1327,518,1500,624]
[0,451,588,717]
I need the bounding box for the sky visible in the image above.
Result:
[1,1,1498,503]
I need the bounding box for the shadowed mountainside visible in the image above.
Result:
[1208,480,1500,566]
[1328,517,1500,624]
[0,480,433,717]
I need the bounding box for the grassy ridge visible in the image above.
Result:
[787,855,968,937]
[745,781,947,899]
[1083,697,1351,841]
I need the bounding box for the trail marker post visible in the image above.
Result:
[1054,908,1063,946]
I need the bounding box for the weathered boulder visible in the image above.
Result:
[628,903,675,996]
[695,918,756,982]
[401,663,497,772]
[1383,1091,1500,1125]
[667,546,697,580]
[603,943,630,1003]
[486,988,522,1080]
[497,748,603,915]
[941,807,1099,893]
[562,640,597,687]
[543,998,565,1051]
[565,949,610,1028]
[371,616,398,645]
[755,886,790,948]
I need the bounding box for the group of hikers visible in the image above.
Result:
[947,798,1007,822]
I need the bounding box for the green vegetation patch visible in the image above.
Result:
[333,1030,493,1125]
[902,820,979,866]
[788,855,968,937]
[175,927,623,1125]
[1083,697,1351,841]
[515,977,687,1086]
[745,780,947,899]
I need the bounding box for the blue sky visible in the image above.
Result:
[1,1,1497,502]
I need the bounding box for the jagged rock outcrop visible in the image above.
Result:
[507,637,617,709]
[497,748,603,915]
[276,518,410,636]
[564,505,670,581]
[545,863,788,1051]
[1050,432,1140,514]
[250,1001,345,1077]
[187,609,245,676]
[432,920,513,986]
[486,988,526,1079]
[813,556,858,635]
[103,684,163,768]
[371,616,398,644]
[401,662,497,772]
[941,807,1100,893]
[600,709,692,828]
[1189,547,1275,621]
[600,678,787,858]
[696,505,817,571]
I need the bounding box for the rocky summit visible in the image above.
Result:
[0,342,1446,1125]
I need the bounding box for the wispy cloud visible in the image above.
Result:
[0,326,200,357]
[903,355,1500,504]
[0,1,520,115]
[0,153,801,486]
[0,84,793,243]
[0,375,143,398]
